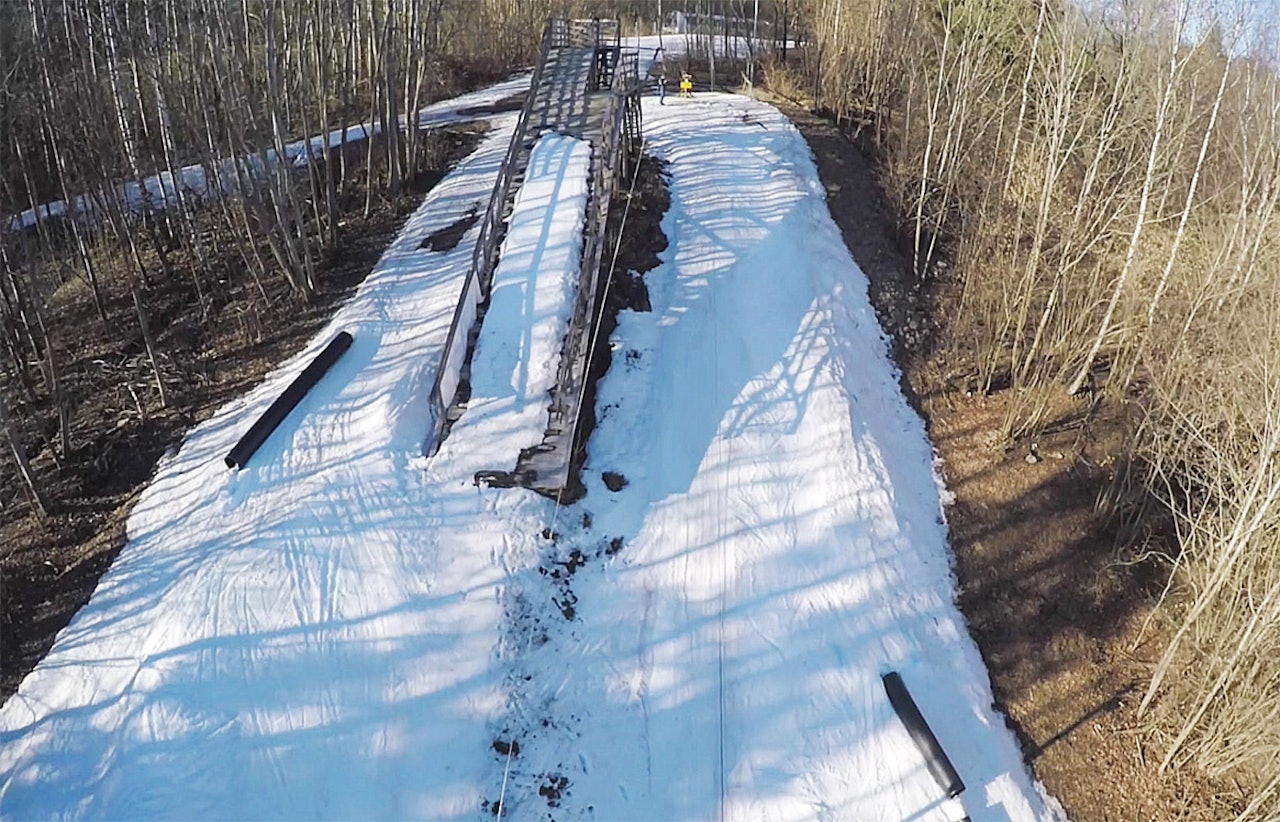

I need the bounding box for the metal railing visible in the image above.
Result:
[424,18,639,471]
[424,21,561,455]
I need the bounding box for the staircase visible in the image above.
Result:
[426,19,643,501]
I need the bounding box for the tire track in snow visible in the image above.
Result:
[708,261,728,822]
[636,586,656,793]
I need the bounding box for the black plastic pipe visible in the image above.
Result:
[882,671,966,799]
[224,331,354,470]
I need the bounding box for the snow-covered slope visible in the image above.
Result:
[0,87,1063,821]
[0,111,531,820]
[484,95,1066,822]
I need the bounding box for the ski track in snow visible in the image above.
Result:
[6,74,533,233]
[0,47,1066,821]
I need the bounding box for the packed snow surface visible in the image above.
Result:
[485,96,1065,821]
[0,83,1064,822]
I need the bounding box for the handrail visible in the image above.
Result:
[540,46,641,451]
[424,20,559,455]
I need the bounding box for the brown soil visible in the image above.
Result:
[0,125,485,702]
[568,154,668,501]
[420,205,480,252]
[761,90,1232,820]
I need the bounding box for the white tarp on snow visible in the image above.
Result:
[0,111,531,820]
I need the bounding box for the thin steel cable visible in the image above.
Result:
[572,132,649,450]
[710,252,729,822]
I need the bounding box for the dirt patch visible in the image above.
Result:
[764,89,1227,820]
[0,125,485,703]
[929,391,1235,819]
[491,738,519,758]
[537,774,569,807]
[419,205,480,251]
[568,155,669,498]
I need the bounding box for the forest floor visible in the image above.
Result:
[758,89,1235,820]
[0,124,485,700]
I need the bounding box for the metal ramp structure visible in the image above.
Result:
[425,18,643,501]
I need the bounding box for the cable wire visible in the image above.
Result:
[709,245,729,822]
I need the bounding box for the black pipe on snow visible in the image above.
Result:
[882,671,966,800]
[224,331,354,470]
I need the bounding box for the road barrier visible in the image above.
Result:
[225,331,354,470]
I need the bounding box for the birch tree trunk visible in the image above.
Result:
[1067,1,1191,396]
[1122,52,1233,389]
